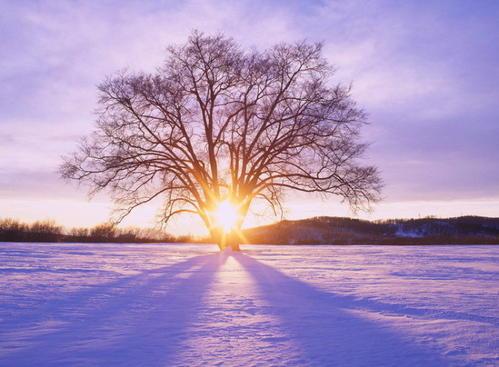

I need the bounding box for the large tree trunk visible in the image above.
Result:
[212,229,241,251]
[215,240,240,251]
[226,232,241,251]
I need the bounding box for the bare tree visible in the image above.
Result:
[61,31,381,251]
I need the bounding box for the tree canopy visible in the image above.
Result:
[61,31,381,250]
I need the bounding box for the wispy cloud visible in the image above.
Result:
[1,0,498,229]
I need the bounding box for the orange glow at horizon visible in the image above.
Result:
[2,196,499,237]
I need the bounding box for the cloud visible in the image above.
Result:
[0,0,498,229]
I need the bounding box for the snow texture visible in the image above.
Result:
[0,243,498,366]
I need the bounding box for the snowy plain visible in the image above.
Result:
[0,243,497,367]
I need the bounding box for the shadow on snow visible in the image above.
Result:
[233,253,450,367]
[0,253,227,367]
[1,251,456,366]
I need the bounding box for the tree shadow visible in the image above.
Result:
[233,253,451,367]
[1,252,227,367]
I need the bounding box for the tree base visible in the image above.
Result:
[229,243,241,251]
[214,230,241,251]
[217,242,241,252]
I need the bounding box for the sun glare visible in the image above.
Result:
[213,200,239,232]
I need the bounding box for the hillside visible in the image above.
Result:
[243,216,499,245]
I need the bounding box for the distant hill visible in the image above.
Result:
[2,216,499,245]
[242,216,499,245]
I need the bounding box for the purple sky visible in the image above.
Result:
[1,0,498,234]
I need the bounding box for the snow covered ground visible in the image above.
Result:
[0,243,497,366]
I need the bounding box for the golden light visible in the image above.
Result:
[213,199,239,232]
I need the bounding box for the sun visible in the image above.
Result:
[213,199,239,232]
